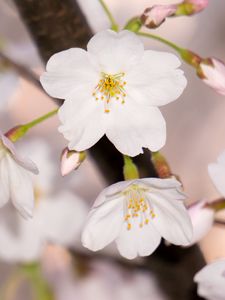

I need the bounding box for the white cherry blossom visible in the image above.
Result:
[82,177,193,259]
[194,259,225,300]
[0,130,38,218]
[40,30,187,157]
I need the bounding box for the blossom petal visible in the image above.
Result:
[106,104,166,156]
[93,180,134,207]
[150,193,193,245]
[58,94,106,151]
[87,30,144,73]
[1,133,38,174]
[188,201,214,245]
[7,155,34,218]
[127,50,187,106]
[0,157,9,207]
[40,48,97,99]
[116,222,161,259]
[208,163,225,197]
[82,198,123,251]
[37,191,87,247]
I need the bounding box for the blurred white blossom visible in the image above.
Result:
[82,177,192,259]
[194,259,225,300]
[0,139,87,263]
[41,30,186,156]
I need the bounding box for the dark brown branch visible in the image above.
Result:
[13,0,92,63]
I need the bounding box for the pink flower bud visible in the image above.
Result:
[60,148,86,176]
[141,5,177,29]
[185,0,208,13]
[176,0,208,15]
[198,58,225,96]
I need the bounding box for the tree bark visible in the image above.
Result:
[13,1,205,299]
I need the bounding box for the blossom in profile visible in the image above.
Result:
[198,58,225,96]
[194,259,225,300]
[0,130,38,218]
[41,30,187,157]
[82,177,193,259]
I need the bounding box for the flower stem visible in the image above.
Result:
[137,31,202,68]
[123,155,139,180]
[137,31,184,53]
[6,108,58,142]
[99,0,119,31]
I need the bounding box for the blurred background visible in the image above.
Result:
[0,0,225,299]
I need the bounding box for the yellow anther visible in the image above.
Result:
[127,223,131,230]
[105,109,110,113]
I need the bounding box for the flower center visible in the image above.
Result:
[123,185,156,231]
[92,72,127,113]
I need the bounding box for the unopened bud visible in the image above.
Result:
[176,0,208,16]
[197,58,225,96]
[141,5,177,29]
[60,148,86,176]
[151,151,172,179]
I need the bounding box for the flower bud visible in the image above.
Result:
[141,5,177,29]
[151,151,172,179]
[197,58,225,96]
[60,148,86,176]
[176,0,208,16]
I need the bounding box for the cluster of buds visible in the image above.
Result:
[141,0,208,29]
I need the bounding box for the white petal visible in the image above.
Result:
[136,178,186,201]
[0,157,10,207]
[58,95,106,151]
[106,104,166,156]
[116,222,161,259]
[217,150,225,165]
[150,193,193,245]
[188,201,214,245]
[208,163,225,197]
[82,197,123,251]
[87,30,144,73]
[7,155,35,218]
[194,259,225,300]
[40,48,97,99]
[1,133,39,174]
[127,50,187,106]
[93,180,134,207]
[36,191,88,247]
[137,177,182,189]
